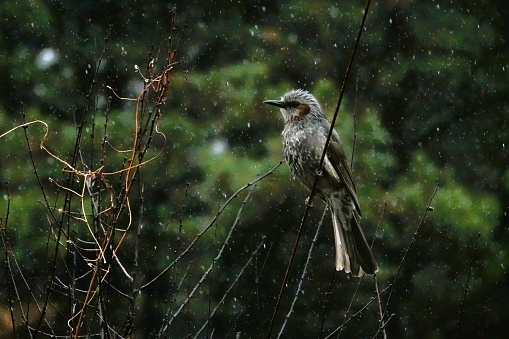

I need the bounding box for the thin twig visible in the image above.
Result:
[380,185,439,328]
[456,233,481,333]
[277,208,327,338]
[157,264,191,338]
[371,313,395,339]
[318,270,337,338]
[223,242,274,339]
[323,284,392,339]
[373,204,387,339]
[193,238,266,339]
[351,73,360,169]
[139,161,283,291]
[1,182,18,337]
[160,183,190,333]
[168,184,257,327]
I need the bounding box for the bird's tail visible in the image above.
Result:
[328,193,378,277]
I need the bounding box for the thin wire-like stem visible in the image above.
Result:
[323,284,392,339]
[139,161,283,291]
[456,232,481,333]
[193,239,266,339]
[167,184,258,327]
[351,73,360,169]
[371,313,395,339]
[373,275,387,339]
[337,278,362,338]
[373,204,387,339]
[380,185,439,327]
[1,182,18,337]
[223,242,274,339]
[318,270,337,338]
[277,208,327,338]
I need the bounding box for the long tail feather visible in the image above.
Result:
[328,192,378,277]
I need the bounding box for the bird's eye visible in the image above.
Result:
[286,101,300,108]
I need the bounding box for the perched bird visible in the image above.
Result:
[264,89,378,277]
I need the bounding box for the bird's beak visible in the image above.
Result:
[263,100,285,108]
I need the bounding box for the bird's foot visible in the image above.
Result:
[305,197,314,208]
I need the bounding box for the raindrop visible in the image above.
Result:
[36,48,60,70]
[210,138,228,156]
[328,7,339,19]
[34,84,47,97]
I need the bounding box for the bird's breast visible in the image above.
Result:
[282,124,324,189]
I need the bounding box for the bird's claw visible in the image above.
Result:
[305,197,314,208]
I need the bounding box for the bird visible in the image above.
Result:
[264,89,378,277]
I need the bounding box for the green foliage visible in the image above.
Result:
[390,151,499,235]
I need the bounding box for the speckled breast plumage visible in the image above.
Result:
[282,119,325,191]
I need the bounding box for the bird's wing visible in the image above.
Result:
[322,129,362,216]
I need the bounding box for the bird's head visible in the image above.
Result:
[264,89,323,124]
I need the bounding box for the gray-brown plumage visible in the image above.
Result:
[264,89,378,277]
